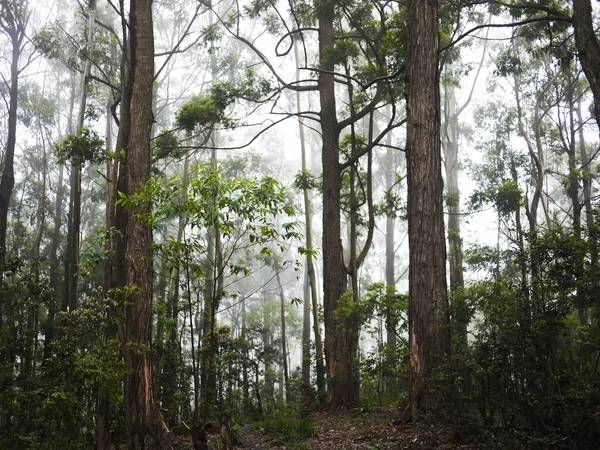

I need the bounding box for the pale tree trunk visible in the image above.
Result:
[97,89,115,450]
[406,0,451,418]
[241,300,250,411]
[294,31,324,399]
[442,75,466,353]
[200,144,221,426]
[66,9,95,312]
[577,101,599,318]
[384,136,397,396]
[167,137,193,423]
[122,0,172,448]
[43,75,71,363]
[200,17,223,420]
[23,119,48,391]
[276,270,290,403]
[564,82,587,323]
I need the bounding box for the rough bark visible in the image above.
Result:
[122,0,172,448]
[573,0,600,131]
[405,0,451,418]
[319,0,358,409]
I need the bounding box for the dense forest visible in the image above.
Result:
[1,0,599,448]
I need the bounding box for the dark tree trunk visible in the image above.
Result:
[319,0,359,409]
[122,0,172,448]
[405,0,451,418]
[573,0,600,131]
[0,13,22,262]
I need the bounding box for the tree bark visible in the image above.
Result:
[319,0,359,409]
[573,0,600,131]
[122,0,172,448]
[0,5,24,263]
[405,0,451,418]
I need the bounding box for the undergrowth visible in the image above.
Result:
[257,408,316,449]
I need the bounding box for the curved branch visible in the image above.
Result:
[440,16,573,53]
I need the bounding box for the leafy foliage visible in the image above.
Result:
[53,127,105,165]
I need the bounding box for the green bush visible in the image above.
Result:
[258,408,316,449]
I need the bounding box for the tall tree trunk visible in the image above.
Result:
[98,89,116,450]
[442,74,468,354]
[200,147,221,426]
[577,100,599,317]
[294,32,324,399]
[384,138,397,396]
[200,19,224,422]
[24,120,48,384]
[0,7,24,263]
[43,162,64,364]
[122,0,172,448]
[573,0,600,131]
[66,9,95,312]
[318,0,358,410]
[565,82,587,323]
[405,0,451,418]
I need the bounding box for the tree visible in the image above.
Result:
[0,0,30,261]
[293,31,325,399]
[121,0,172,447]
[573,0,600,131]
[405,0,451,418]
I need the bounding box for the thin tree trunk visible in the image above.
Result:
[577,100,599,317]
[384,136,397,396]
[294,31,324,399]
[565,82,587,323]
[276,270,290,402]
[67,10,95,312]
[98,89,115,450]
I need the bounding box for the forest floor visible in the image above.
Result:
[173,406,579,449]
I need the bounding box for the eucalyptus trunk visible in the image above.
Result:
[122,0,172,447]
[276,270,290,402]
[573,0,600,131]
[406,0,451,418]
[0,4,25,262]
[294,31,324,399]
[66,10,95,312]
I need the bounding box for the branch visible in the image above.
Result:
[340,118,407,170]
[337,85,384,131]
[154,3,204,81]
[464,1,571,19]
[440,16,573,53]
